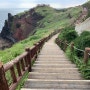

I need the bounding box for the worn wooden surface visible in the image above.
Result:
[22,34,90,89]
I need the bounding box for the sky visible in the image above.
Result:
[0,0,88,9]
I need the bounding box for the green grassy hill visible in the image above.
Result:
[0,1,89,64]
[83,1,90,17]
[1,1,90,90]
[35,5,82,29]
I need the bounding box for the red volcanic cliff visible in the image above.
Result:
[0,8,44,49]
[11,8,44,41]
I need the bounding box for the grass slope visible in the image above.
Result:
[0,3,89,90]
[0,5,82,64]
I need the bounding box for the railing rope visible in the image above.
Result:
[56,38,90,65]
[74,46,84,52]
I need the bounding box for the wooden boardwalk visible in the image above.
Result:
[21,34,90,90]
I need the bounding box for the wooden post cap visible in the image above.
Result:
[25,47,30,52]
[34,43,37,46]
[85,47,90,51]
[0,62,3,68]
[71,42,74,45]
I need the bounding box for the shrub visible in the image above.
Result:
[74,31,90,57]
[64,30,78,43]
[59,26,78,43]
[80,31,90,36]
[58,29,90,79]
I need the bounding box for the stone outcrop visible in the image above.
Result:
[75,17,90,34]
[0,37,12,50]
[75,7,88,24]
[0,8,44,49]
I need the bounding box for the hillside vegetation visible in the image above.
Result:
[57,1,90,79]
[1,1,90,89]
[0,4,83,64]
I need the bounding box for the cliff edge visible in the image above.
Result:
[0,7,44,49]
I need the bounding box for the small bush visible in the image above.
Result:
[57,29,90,79]
[64,30,78,43]
[80,31,90,36]
[74,31,90,57]
[59,26,78,43]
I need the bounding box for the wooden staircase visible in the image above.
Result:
[21,34,90,90]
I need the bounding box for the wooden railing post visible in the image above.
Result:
[64,41,68,51]
[10,66,17,83]
[0,62,9,90]
[25,48,32,72]
[38,41,41,52]
[16,62,22,76]
[21,59,25,71]
[34,43,38,59]
[84,48,90,64]
[71,42,74,52]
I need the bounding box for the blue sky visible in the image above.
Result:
[0,0,88,8]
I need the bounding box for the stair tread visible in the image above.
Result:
[33,64,76,68]
[35,62,72,64]
[22,79,90,89]
[21,89,89,90]
[21,34,88,89]
[29,72,83,80]
[29,72,82,75]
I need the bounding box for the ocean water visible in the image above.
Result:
[0,8,29,32]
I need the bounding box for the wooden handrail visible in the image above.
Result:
[56,37,90,64]
[4,52,28,72]
[0,30,60,90]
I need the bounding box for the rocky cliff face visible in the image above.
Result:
[75,2,90,34]
[0,8,44,50]
[75,17,90,34]
[75,7,88,24]
[11,9,44,41]
[0,37,12,50]
[0,2,90,50]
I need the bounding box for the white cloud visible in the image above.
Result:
[19,0,37,3]
[0,2,11,8]
[19,3,37,8]
[0,0,88,8]
[50,3,63,8]
[63,3,82,8]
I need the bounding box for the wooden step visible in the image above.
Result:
[39,53,64,55]
[33,64,76,68]
[35,61,72,64]
[28,72,83,80]
[32,68,80,73]
[29,72,82,76]
[21,34,87,90]
[37,58,69,61]
[40,51,62,53]
[22,79,90,89]
[21,89,87,90]
[38,55,67,58]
